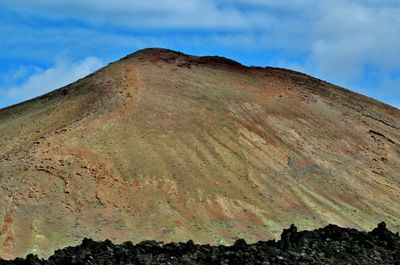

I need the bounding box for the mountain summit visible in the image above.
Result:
[0,48,399,258]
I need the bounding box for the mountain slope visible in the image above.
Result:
[0,48,399,258]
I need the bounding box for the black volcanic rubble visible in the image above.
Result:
[2,222,399,265]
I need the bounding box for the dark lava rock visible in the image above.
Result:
[1,223,399,264]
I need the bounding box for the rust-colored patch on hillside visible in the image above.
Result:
[0,204,15,260]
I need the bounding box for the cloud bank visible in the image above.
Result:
[0,57,103,108]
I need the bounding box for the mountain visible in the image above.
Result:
[0,48,399,259]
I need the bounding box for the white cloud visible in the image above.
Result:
[0,0,268,30]
[305,1,400,80]
[0,56,103,108]
[1,65,33,84]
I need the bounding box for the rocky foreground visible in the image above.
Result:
[1,222,399,265]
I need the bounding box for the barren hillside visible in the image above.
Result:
[0,48,399,258]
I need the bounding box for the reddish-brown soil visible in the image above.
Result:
[0,48,399,258]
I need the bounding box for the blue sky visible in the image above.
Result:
[0,0,399,109]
